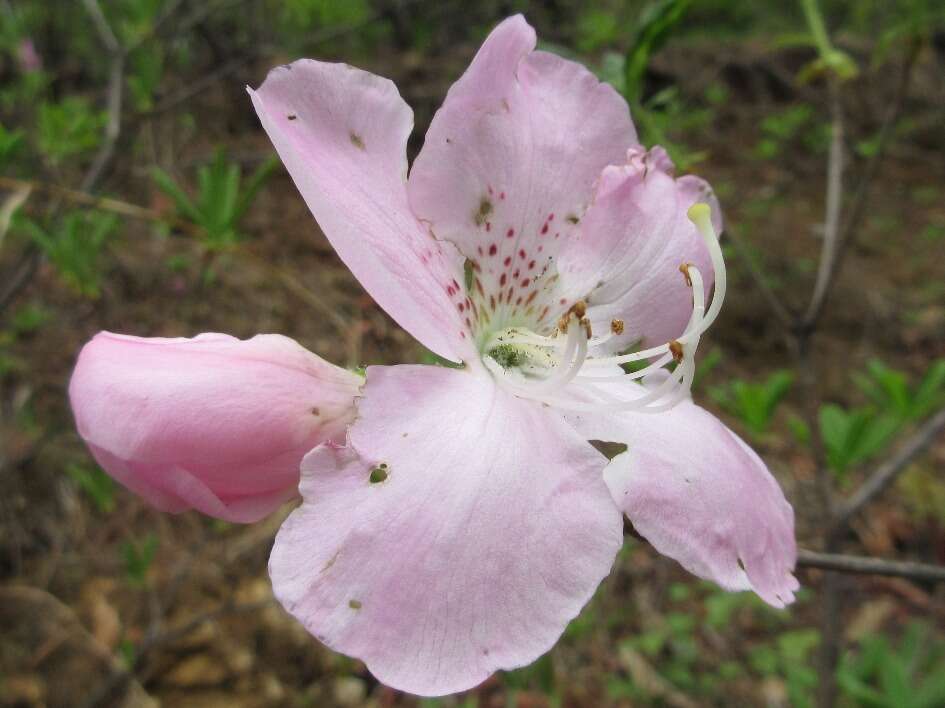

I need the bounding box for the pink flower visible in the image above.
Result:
[16,39,42,73]
[69,332,361,523]
[250,14,797,695]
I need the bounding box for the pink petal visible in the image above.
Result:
[69,332,361,523]
[249,63,472,362]
[407,15,636,332]
[269,365,622,695]
[567,393,798,608]
[557,146,721,351]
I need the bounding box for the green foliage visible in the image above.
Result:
[151,151,277,250]
[754,105,814,159]
[623,0,692,106]
[575,9,621,53]
[128,45,164,111]
[66,463,116,514]
[37,97,106,165]
[501,652,557,699]
[21,210,118,298]
[121,533,158,587]
[819,404,900,479]
[854,358,945,422]
[798,0,859,82]
[279,0,370,29]
[0,123,24,166]
[838,623,945,708]
[709,370,793,437]
[9,303,50,336]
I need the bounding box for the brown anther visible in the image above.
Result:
[679,263,692,287]
[557,315,570,333]
[669,340,684,363]
[610,318,625,335]
[569,300,587,319]
[580,317,592,339]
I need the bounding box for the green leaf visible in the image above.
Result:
[623,0,692,106]
[151,167,200,222]
[67,463,115,514]
[121,533,158,587]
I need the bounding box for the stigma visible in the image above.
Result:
[482,203,725,413]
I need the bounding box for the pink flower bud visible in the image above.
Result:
[69,331,361,522]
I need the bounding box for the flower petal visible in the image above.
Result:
[250,62,472,361]
[407,15,636,332]
[269,364,622,695]
[566,393,798,608]
[69,332,361,523]
[557,146,721,351]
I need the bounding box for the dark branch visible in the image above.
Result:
[835,407,945,528]
[797,549,945,583]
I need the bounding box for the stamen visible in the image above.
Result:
[684,203,726,336]
[480,203,724,415]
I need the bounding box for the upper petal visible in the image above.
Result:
[407,15,636,334]
[269,364,622,695]
[250,62,472,362]
[557,146,721,351]
[567,392,798,608]
[69,331,361,523]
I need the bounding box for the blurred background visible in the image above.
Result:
[1,1,944,706]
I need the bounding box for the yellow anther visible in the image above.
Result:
[669,340,684,363]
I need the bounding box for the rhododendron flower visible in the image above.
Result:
[250,14,798,695]
[69,332,361,523]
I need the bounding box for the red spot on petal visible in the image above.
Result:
[458,303,465,312]
[503,256,512,266]
[526,291,538,305]
[465,317,472,328]
[490,295,496,310]
[507,287,514,302]
[477,246,483,256]
[519,249,526,259]
[541,223,549,235]
[500,273,507,286]
[488,243,497,256]
[560,298,567,305]
[520,278,530,288]
[460,331,466,338]
[513,269,520,278]
[528,260,535,270]
[500,191,506,200]
[506,228,514,238]
[516,296,523,305]
[486,222,492,232]
[548,213,555,221]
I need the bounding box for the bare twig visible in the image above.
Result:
[802,42,919,330]
[80,0,120,53]
[805,86,845,328]
[798,549,945,583]
[835,407,945,528]
[80,0,124,192]
[0,176,203,236]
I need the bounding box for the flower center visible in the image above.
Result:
[480,203,724,413]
